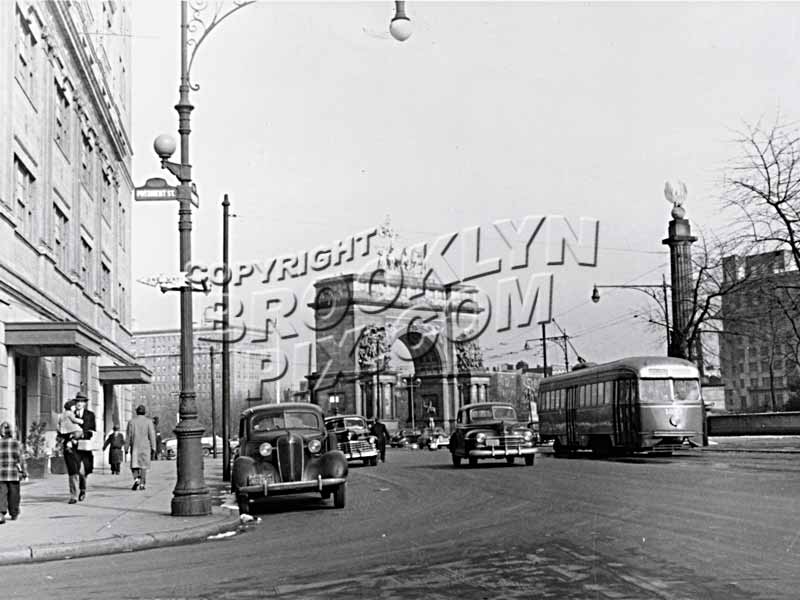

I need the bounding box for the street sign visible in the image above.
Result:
[135,177,177,201]
[137,272,188,288]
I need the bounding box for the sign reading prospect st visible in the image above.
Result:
[134,177,198,208]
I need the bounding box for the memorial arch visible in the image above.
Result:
[307,269,490,432]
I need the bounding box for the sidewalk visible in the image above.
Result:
[0,458,240,566]
[705,435,800,453]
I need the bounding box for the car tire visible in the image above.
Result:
[451,453,461,467]
[237,493,250,515]
[202,447,210,457]
[524,455,535,466]
[334,483,346,509]
[468,457,478,467]
[506,457,515,465]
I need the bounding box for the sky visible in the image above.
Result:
[129,1,800,383]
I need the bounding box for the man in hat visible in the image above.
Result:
[73,393,96,502]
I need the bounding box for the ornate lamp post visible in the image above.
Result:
[151,0,412,516]
[591,276,672,354]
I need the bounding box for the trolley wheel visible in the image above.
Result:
[506,457,515,465]
[591,436,612,459]
[524,454,535,466]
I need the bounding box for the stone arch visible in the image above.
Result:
[307,271,485,432]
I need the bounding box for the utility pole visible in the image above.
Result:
[541,322,548,378]
[222,194,231,481]
[210,346,216,459]
[562,331,569,372]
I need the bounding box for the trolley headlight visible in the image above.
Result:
[522,430,534,442]
[308,439,322,454]
[475,433,486,445]
[258,442,273,457]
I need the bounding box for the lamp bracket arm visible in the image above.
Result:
[161,160,191,182]
[186,0,256,90]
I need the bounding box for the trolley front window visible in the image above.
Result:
[639,378,701,404]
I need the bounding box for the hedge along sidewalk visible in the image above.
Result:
[0,458,242,565]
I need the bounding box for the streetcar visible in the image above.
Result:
[537,356,703,456]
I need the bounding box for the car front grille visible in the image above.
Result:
[339,440,373,454]
[276,434,303,482]
[484,434,526,449]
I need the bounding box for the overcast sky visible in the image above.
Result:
[129,2,800,379]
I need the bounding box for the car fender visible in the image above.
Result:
[319,450,348,479]
[232,455,256,492]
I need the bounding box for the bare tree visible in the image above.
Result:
[722,119,800,408]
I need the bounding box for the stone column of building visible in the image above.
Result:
[662,203,697,360]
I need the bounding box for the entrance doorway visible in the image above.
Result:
[14,356,28,443]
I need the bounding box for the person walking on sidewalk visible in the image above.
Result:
[73,394,96,502]
[0,421,27,523]
[126,405,156,491]
[103,425,125,475]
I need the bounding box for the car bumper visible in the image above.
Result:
[469,446,538,458]
[342,449,378,460]
[239,475,347,497]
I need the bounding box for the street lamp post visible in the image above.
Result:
[402,377,421,431]
[591,274,672,354]
[149,0,413,513]
[222,194,232,482]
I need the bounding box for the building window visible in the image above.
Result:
[53,203,69,271]
[80,239,93,290]
[15,8,36,101]
[54,82,70,154]
[80,133,94,188]
[118,282,126,322]
[117,199,127,250]
[101,169,112,223]
[13,156,35,239]
[100,262,111,305]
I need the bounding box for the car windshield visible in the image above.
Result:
[326,418,366,430]
[252,411,320,431]
[469,406,517,422]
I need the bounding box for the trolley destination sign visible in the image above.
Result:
[134,177,199,207]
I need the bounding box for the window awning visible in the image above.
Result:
[99,364,153,385]
[5,321,103,357]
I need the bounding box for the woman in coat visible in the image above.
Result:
[125,405,156,491]
[102,425,125,475]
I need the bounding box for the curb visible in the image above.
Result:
[0,511,243,566]
[701,447,800,454]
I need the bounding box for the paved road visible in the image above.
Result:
[4,449,799,599]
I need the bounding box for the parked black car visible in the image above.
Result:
[231,403,348,514]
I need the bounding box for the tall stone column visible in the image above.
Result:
[662,184,697,361]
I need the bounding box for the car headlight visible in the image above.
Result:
[475,433,486,445]
[258,442,273,457]
[522,430,534,442]
[368,435,377,445]
[308,439,322,454]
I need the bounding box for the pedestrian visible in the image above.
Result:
[57,400,84,452]
[73,393,96,502]
[126,405,156,491]
[103,425,125,475]
[152,416,163,461]
[0,422,27,523]
[369,418,390,463]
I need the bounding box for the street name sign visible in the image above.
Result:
[135,177,176,201]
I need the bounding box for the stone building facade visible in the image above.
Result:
[131,327,275,438]
[720,250,800,412]
[0,1,145,461]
